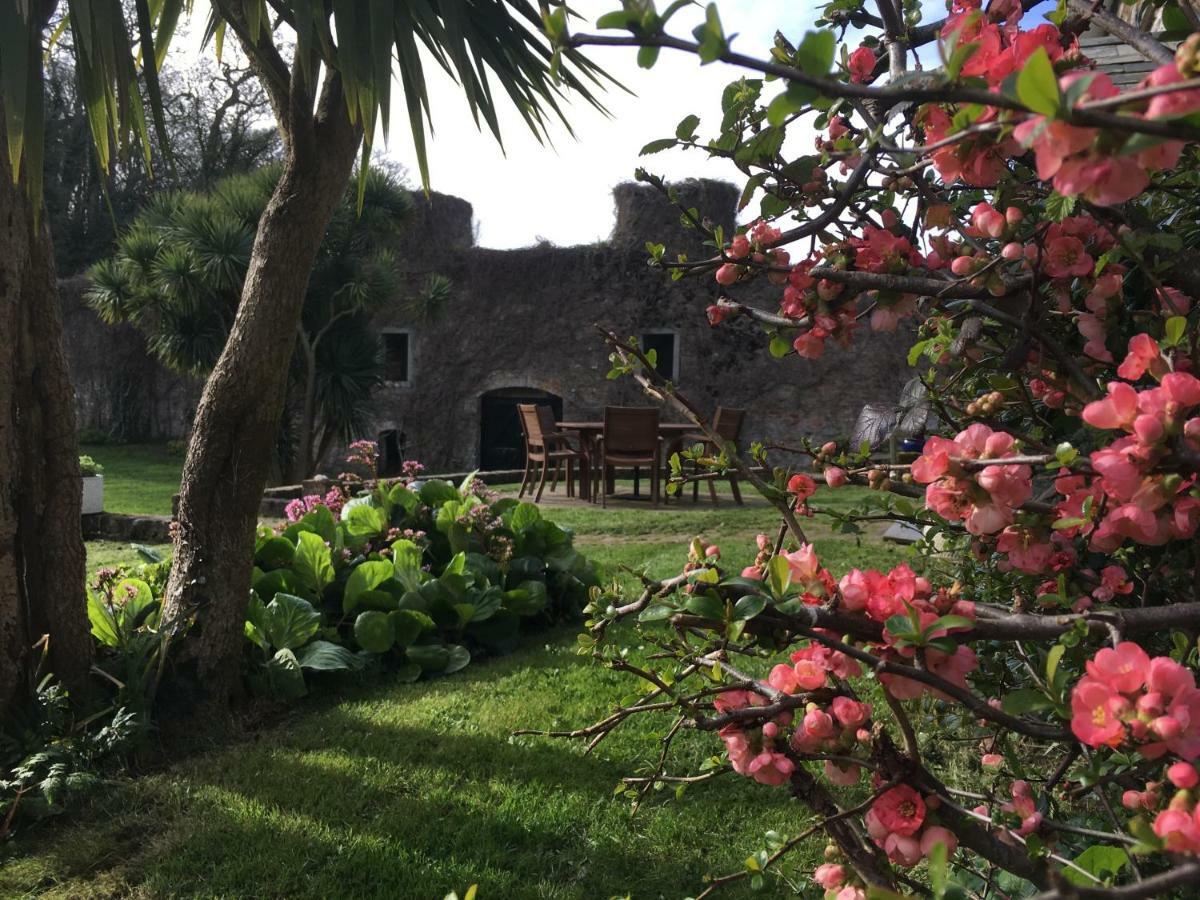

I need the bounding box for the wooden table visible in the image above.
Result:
[558,421,697,501]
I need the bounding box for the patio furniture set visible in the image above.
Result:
[515,403,745,506]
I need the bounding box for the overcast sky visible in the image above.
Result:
[377,1,821,249]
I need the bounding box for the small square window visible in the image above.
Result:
[641,331,678,380]
[381,331,412,384]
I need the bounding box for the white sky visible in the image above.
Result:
[376,1,821,248]
[173,0,981,249]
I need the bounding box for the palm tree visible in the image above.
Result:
[163,1,611,717]
[0,0,180,717]
[87,164,411,479]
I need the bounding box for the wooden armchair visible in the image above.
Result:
[517,403,585,502]
[596,407,661,507]
[681,406,746,504]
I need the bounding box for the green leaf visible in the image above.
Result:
[263,648,307,699]
[684,592,726,621]
[293,531,334,595]
[1046,643,1065,688]
[390,609,434,646]
[87,593,121,647]
[262,593,321,651]
[1062,845,1129,887]
[638,602,675,622]
[675,114,700,140]
[693,3,726,63]
[1165,316,1187,347]
[354,610,395,653]
[256,535,296,569]
[508,501,541,532]
[766,554,791,598]
[407,642,450,673]
[796,30,835,76]
[504,580,549,616]
[731,593,766,620]
[637,45,660,68]
[639,137,677,155]
[1016,47,1060,117]
[1001,688,1052,715]
[343,560,397,613]
[1045,191,1076,221]
[295,640,363,671]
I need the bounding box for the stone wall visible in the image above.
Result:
[368,179,914,472]
[59,179,915,474]
[60,276,202,441]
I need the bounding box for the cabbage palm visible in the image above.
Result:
[0,1,181,717]
[164,1,610,717]
[87,164,409,479]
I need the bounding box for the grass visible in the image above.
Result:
[79,444,184,517]
[25,479,911,899]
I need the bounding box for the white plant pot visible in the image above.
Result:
[82,475,104,515]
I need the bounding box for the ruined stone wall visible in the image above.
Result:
[59,179,915,473]
[59,276,202,441]
[368,179,914,471]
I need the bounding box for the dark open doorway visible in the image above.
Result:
[479,388,562,471]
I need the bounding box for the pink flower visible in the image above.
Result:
[1071,677,1128,747]
[872,785,926,837]
[1168,761,1199,789]
[883,832,923,867]
[1117,333,1166,381]
[824,760,862,786]
[825,466,848,488]
[1153,808,1200,853]
[1083,382,1140,431]
[788,473,818,501]
[848,46,876,83]
[1086,642,1151,694]
[920,825,959,858]
[831,696,871,728]
[981,753,1004,767]
[746,750,795,786]
[813,863,846,890]
[1042,235,1093,279]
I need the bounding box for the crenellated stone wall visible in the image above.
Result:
[59,179,916,475]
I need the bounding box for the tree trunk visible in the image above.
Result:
[161,79,361,719]
[0,119,93,718]
[291,329,318,483]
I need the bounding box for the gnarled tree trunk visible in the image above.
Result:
[0,119,93,719]
[160,71,361,718]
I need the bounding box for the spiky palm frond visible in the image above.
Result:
[0,0,183,213]
[149,303,230,376]
[205,1,613,193]
[85,258,137,325]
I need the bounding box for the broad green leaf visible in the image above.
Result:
[262,593,321,651]
[354,610,395,653]
[1016,48,1060,117]
[87,592,121,647]
[796,30,835,76]
[343,560,396,613]
[293,531,334,595]
[296,640,363,671]
[732,594,766,620]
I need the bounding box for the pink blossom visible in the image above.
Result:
[872,785,926,837]
[848,46,876,83]
[920,825,959,858]
[813,863,846,890]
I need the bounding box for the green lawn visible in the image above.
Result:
[27,482,910,899]
[80,443,184,516]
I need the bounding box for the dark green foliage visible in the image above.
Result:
[246,477,599,696]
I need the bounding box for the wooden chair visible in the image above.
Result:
[596,407,661,507]
[517,404,585,502]
[681,407,745,505]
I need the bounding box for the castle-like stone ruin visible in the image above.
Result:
[61,179,915,476]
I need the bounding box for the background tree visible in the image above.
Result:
[160,0,610,719]
[86,164,411,480]
[44,43,278,276]
[0,0,178,719]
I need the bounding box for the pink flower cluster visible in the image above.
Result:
[1069,371,1200,550]
[716,220,789,287]
[1070,642,1200,760]
[284,488,346,523]
[911,424,1033,534]
[1153,761,1200,854]
[1015,65,1200,206]
[714,690,797,787]
[838,563,979,700]
[866,784,958,867]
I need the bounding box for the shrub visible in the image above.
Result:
[245,472,598,695]
[78,456,103,477]
[543,2,1200,897]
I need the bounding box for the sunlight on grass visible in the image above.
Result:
[80,444,183,517]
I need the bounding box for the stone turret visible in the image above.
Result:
[610,178,738,258]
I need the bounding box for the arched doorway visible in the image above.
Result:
[479,388,562,471]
